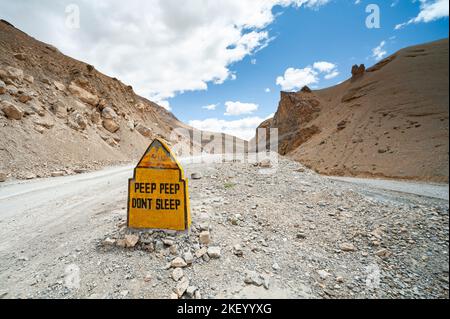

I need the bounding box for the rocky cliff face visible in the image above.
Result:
[0,20,199,180]
[257,38,449,182]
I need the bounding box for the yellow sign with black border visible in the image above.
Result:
[127,138,191,231]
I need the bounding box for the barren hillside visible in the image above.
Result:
[0,20,242,181]
[258,38,449,183]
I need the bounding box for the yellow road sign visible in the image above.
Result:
[127,138,191,231]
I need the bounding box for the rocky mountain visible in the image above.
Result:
[0,20,240,181]
[257,38,449,183]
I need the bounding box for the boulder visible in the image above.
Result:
[2,66,24,82]
[101,106,117,119]
[102,119,120,133]
[54,81,66,91]
[0,172,7,182]
[68,82,99,107]
[1,101,23,120]
[136,123,152,137]
[68,112,88,131]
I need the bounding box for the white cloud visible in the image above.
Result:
[313,61,337,73]
[189,116,268,140]
[276,67,319,91]
[372,41,387,60]
[265,88,271,93]
[224,101,259,116]
[202,104,218,111]
[251,58,257,65]
[354,0,361,4]
[395,0,449,29]
[324,70,339,80]
[0,0,330,107]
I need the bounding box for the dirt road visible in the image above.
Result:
[0,158,448,299]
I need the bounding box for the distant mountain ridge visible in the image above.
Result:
[257,38,449,182]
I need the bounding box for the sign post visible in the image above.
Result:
[127,138,191,231]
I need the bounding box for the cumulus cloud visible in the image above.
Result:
[202,104,218,111]
[265,88,271,93]
[395,0,449,29]
[372,41,387,60]
[313,61,337,73]
[0,0,329,107]
[276,67,319,91]
[276,60,338,91]
[189,116,268,141]
[224,101,259,116]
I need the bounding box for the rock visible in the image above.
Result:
[340,243,356,252]
[0,172,7,182]
[68,112,88,131]
[103,238,116,246]
[191,173,202,180]
[50,100,68,119]
[171,257,187,268]
[14,53,27,61]
[136,123,152,137]
[195,247,207,258]
[297,232,307,239]
[1,101,23,120]
[144,274,152,283]
[51,171,65,177]
[337,120,347,131]
[199,231,211,245]
[54,81,66,91]
[186,286,197,298]
[194,290,202,299]
[174,277,189,298]
[244,271,263,286]
[272,262,281,271]
[3,66,24,82]
[207,246,221,259]
[23,75,34,84]
[170,292,179,299]
[172,268,184,281]
[0,80,6,94]
[259,159,272,168]
[375,248,392,259]
[90,110,102,125]
[127,120,135,131]
[124,234,139,248]
[102,119,120,133]
[317,270,330,280]
[18,92,33,103]
[233,244,243,257]
[24,173,36,180]
[33,117,54,129]
[300,85,312,93]
[28,103,45,117]
[101,107,117,119]
[351,64,365,79]
[183,252,194,265]
[68,83,99,107]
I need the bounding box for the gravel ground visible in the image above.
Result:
[0,158,448,299]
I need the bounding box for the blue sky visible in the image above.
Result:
[174,1,449,139]
[1,0,448,139]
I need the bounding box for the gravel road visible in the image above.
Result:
[0,157,448,299]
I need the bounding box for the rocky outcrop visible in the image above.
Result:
[68,82,99,107]
[351,64,365,80]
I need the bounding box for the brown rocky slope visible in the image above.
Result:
[0,20,239,181]
[257,38,449,183]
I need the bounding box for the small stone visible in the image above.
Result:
[317,270,330,280]
[183,252,194,265]
[191,173,202,180]
[195,247,207,258]
[199,231,211,245]
[340,243,356,252]
[336,276,344,283]
[375,248,392,259]
[124,234,139,248]
[272,262,281,271]
[194,290,202,299]
[244,271,263,286]
[144,274,152,282]
[170,292,179,299]
[0,172,6,183]
[186,286,197,298]
[297,232,307,239]
[171,257,187,268]
[103,238,116,246]
[51,171,65,177]
[172,268,184,281]
[207,246,221,259]
[233,244,243,257]
[174,277,189,298]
